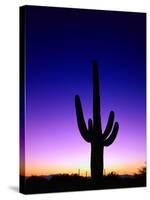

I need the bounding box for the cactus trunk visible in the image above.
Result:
[91,141,103,180]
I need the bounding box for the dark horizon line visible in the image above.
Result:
[20,172,145,178]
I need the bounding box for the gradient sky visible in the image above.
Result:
[20,6,146,176]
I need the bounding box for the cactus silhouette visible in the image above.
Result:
[75,60,119,181]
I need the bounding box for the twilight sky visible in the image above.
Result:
[21,6,146,176]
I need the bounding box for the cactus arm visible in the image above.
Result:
[104,122,119,146]
[102,111,115,140]
[75,95,91,142]
[93,60,102,133]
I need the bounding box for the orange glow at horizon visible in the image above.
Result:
[20,161,145,177]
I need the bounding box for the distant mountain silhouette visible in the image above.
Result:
[75,60,119,182]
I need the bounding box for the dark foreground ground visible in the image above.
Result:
[20,171,146,194]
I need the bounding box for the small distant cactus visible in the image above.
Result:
[78,169,80,176]
[75,60,119,181]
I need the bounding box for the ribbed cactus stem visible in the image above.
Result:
[93,61,101,134]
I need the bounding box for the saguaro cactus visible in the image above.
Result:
[75,60,119,181]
